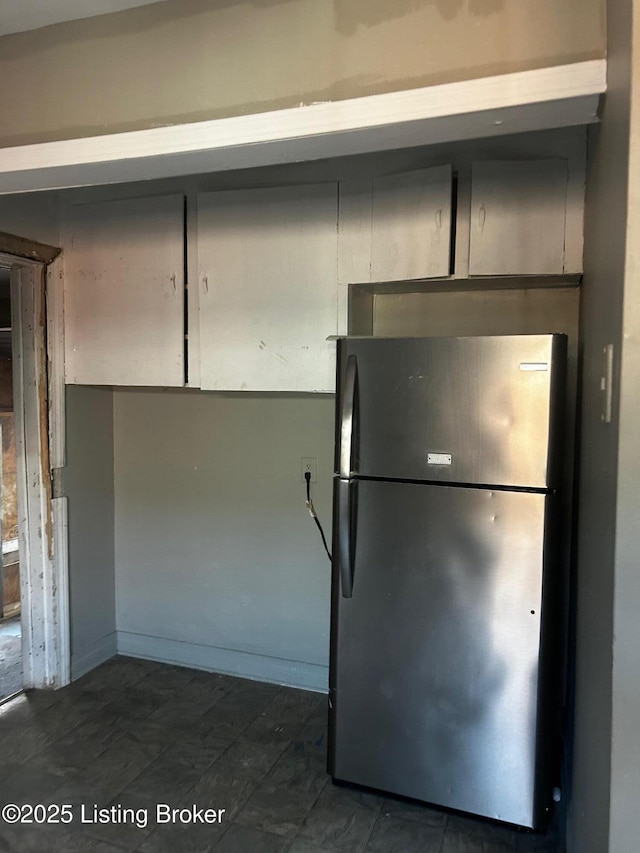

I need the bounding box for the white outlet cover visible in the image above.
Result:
[301,457,317,483]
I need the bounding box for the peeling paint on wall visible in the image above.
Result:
[0,0,606,148]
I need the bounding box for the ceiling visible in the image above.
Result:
[0,0,166,37]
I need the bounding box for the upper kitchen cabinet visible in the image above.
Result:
[468,160,569,276]
[338,165,453,286]
[196,184,339,392]
[64,195,185,387]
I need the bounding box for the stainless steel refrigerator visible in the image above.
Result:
[328,334,567,830]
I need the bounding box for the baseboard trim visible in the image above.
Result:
[71,632,117,681]
[116,631,328,693]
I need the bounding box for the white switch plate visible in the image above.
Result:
[601,343,614,423]
[301,457,317,483]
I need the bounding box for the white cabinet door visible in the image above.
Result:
[371,165,452,281]
[338,165,453,287]
[337,179,374,288]
[64,195,185,387]
[197,184,338,392]
[468,160,568,276]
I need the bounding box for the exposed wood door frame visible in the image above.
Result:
[1,251,68,689]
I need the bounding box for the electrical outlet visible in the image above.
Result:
[301,457,317,483]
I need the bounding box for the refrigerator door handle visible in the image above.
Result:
[337,479,354,598]
[339,354,358,478]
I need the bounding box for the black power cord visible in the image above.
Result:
[305,471,332,562]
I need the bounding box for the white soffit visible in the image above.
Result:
[0,59,606,194]
[0,0,167,37]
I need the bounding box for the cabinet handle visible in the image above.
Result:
[170,274,177,291]
[202,276,209,294]
[435,208,442,230]
[478,204,486,231]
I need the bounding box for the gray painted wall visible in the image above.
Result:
[66,385,117,678]
[113,389,334,691]
[0,192,59,246]
[567,0,632,850]
[609,6,640,850]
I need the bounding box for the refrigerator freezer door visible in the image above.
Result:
[328,479,552,828]
[335,335,565,489]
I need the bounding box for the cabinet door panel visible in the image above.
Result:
[64,195,185,387]
[469,160,568,276]
[197,184,338,392]
[337,180,373,287]
[370,165,452,282]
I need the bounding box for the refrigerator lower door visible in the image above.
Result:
[328,479,553,829]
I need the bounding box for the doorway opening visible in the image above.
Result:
[0,267,21,701]
[0,245,68,697]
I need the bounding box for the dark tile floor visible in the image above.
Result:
[0,657,562,852]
